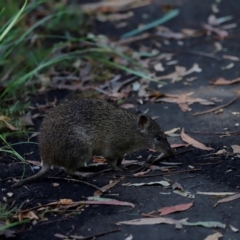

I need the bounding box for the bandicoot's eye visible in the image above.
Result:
[156,136,162,141]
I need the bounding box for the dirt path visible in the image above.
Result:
[1,0,240,239]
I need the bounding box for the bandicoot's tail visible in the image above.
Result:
[12,164,50,187]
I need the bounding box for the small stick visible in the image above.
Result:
[121,169,201,178]
[119,33,150,45]
[193,95,239,116]
[161,48,221,61]
[70,229,121,240]
[48,177,103,192]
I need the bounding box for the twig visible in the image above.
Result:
[195,160,223,165]
[120,169,201,178]
[70,229,121,240]
[119,33,150,45]
[48,177,103,192]
[193,95,239,116]
[161,48,221,61]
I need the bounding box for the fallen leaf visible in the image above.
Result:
[94,178,124,196]
[230,224,239,232]
[173,190,195,199]
[164,128,180,136]
[204,232,223,240]
[81,0,149,13]
[203,23,228,39]
[87,197,134,208]
[197,191,236,196]
[222,55,240,61]
[214,149,227,155]
[181,128,214,151]
[0,115,18,131]
[183,221,226,229]
[208,15,233,25]
[214,193,240,207]
[212,77,240,85]
[214,108,223,114]
[172,181,184,191]
[222,62,234,70]
[125,234,133,240]
[28,132,39,140]
[171,143,189,148]
[116,217,225,229]
[133,169,150,176]
[154,63,165,72]
[157,63,201,82]
[20,197,134,215]
[122,181,170,187]
[18,210,39,221]
[116,217,187,229]
[156,92,214,112]
[19,112,34,127]
[156,26,185,40]
[231,145,240,154]
[231,112,240,115]
[0,221,16,238]
[54,233,68,239]
[158,202,193,216]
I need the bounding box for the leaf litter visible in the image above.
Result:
[3,0,238,239]
[158,202,193,216]
[204,232,223,240]
[155,92,214,112]
[122,180,170,187]
[214,193,240,207]
[181,128,214,151]
[116,217,226,229]
[17,197,135,221]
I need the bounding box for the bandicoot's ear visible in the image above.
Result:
[137,114,150,131]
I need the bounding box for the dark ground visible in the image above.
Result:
[1,0,240,239]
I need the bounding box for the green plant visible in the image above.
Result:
[0,204,29,237]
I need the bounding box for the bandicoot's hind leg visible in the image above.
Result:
[12,164,51,187]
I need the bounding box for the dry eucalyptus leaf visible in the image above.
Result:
[19,112,34,127]
[214,193,240,207]
[222,55,240,61]
[197,191,236,196]
[230,224,239,232]
[214,149,227,155]
[0,115,18,131]
[116,216,186,229]
[18,210,39,221]
[181,128,214,151]
[231,145,240,154]
[172,181,184,191]
[204,232,223,240]
[212,77,240,85]
[158,202,193,216]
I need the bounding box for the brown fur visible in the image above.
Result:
[13,98,174,187]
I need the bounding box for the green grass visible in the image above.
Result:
[0,204,29,236]
[0,0,153,133]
